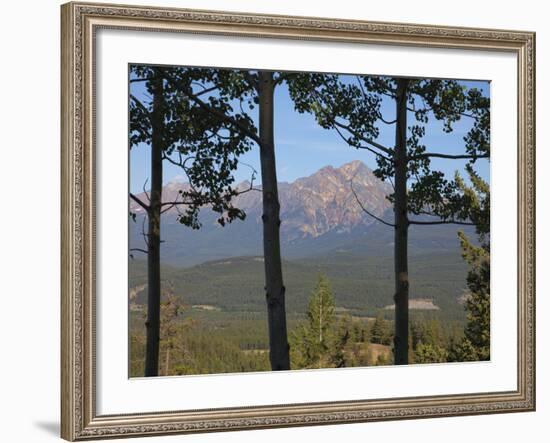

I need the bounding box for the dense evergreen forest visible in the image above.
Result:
[129,271,482,376]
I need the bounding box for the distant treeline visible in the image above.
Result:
[129,251,469,323]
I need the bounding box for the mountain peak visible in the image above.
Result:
[132,160,391,242]
[342,159,364,169]
[311,160,372,179]
[297,160,376,190]
[338,160,371,178]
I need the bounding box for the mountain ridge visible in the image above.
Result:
[131,160,392,240]
[130,160,473,267]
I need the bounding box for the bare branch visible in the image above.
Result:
[333,120,394,157]
[409,152,489,161]
[189,83,218,97]
[379,116,397,125]
[333,125,392,162]
[159,158,257,214]
[350,176,395,228]
[129,78,152,83]
[406,106,431,114]
[129,193,149,211]
[141,216,148,248]
[141,178,150,203]
[130,248,148,254]
[194,85,220,98]
[162,152,195,170]
[408,219,475,226]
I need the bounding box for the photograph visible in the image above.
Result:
[127,65,491,377]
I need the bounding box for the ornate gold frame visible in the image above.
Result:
[60,2,536,440]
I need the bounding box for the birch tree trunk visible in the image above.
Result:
[393,78,410,365]
[257,71,290,370]
[144,69,164,377]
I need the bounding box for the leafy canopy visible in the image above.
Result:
[130,65,257,229]
[288,74,490,224]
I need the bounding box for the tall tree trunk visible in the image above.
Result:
[144,70,164,377]
[257,71,290,370]
[393,78,410,365]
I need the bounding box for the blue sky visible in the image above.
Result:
[129,74,489,193]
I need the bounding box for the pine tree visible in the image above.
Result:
[414,343,448,364]
[449,166,490,361]
[370,313,392,346]
[290,275,337,369]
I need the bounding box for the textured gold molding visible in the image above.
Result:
[61,1,536,440]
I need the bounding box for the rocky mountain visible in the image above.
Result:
[130,160,472,266]
[131,160,392,240]
[277,160,392,240]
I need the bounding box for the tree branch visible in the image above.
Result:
[409,152,489,161]
[130,94,151,120]
[194,85,221,98]
[162,71,261,145]
[130,193,149,211]
[274,72,291,85]
[159,159,257,214]
[130,248,148,254]
[243,71,259,89]
[408,219,475,226]
[350,177,395,228]
[333,125,392,162]
[379,116,397,125]
[333,120,394,157]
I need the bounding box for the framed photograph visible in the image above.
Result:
[61,1,536,440]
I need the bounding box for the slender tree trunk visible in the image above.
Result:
[144,70,164,377]
[257,71,290,370]
[393,78,410,365]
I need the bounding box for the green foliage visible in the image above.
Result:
[448,337,479,362]
[370,312,393,345]
[451,165,490,236]
[328,315,372,368]
[129,65,256,229]
[130,308,273,377]
[450,233,490,361]
[410,317,473,364]
[290,275,381,370]
[129,296,481,375]
[290,275,337,369]
[414,343,448,364]
[450,168,490,362]
[411,318,444,349]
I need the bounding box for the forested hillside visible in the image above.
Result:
[129,251,468,319]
